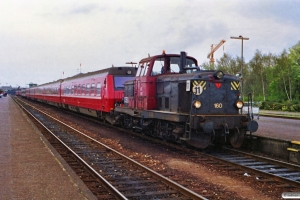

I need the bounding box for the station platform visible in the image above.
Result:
[0,96,96,199]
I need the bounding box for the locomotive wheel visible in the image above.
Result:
[180,140,187,148]
[162,135,168,142]
[230,127,245,148]
[185,130,214,149]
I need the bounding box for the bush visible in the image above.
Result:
[260,101,300,111]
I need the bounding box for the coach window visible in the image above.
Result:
[96,83,101,96]
[82,84,86,95]
[91,83,95,96]
[74,85,77,95]
[77,85,81,95]
[86,84,90,96]
[151,58,164,76]
[71,85,74,95]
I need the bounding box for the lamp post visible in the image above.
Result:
[230,35,249,100]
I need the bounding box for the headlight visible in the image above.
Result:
[214,70,224,79]
[236,100,244,109]
[194,100,201,108]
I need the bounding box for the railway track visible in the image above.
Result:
[208,147,300,188]
[14,96,300,198]
[77,105,300,190]
[13,97,207,200]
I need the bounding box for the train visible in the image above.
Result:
[18,51,258,149]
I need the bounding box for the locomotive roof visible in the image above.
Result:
[139,53,198,65]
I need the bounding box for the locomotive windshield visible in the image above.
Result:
[170,57,198,73]
[114,76,134,90]
[151,56,198,76]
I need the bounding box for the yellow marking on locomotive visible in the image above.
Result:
[287,147,300,152]
[231,81,240,90]
[193,80,206,90]
[291,141,300,145]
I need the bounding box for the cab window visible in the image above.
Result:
[140,62,149,76]
[151,58,164,76]
[136,63,143,77]
[114,76,134,90]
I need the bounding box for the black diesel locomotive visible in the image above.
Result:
[115,51,258,148]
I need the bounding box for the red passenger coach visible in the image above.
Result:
[31,80,62,106]
[60,67,137,123]
[23,66,137,124]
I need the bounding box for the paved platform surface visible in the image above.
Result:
[0,96,96,199]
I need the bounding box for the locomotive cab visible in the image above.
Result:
[128,51,199,111]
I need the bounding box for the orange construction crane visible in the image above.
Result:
[207,39,226,65]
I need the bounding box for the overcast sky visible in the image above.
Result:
[1,0,299,87]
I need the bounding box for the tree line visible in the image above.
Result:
[201,41,300,111]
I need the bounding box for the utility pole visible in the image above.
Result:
[230,35,249,100]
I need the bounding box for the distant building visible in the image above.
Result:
[1,83,37,95]
[0,85,21,95]
[0,85,12,92]
[28,82,37,88]
[0,85,14,94]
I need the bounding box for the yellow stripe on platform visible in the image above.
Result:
[287,148,299,152]
[291,141,300,145]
